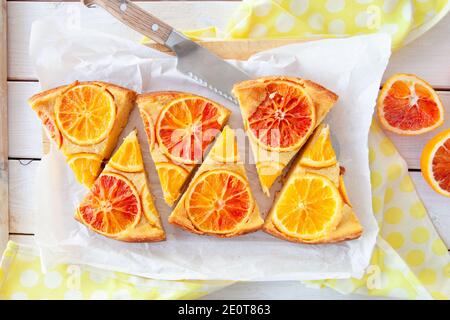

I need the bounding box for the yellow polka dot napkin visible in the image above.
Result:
[224,0,450,49]
[0,242,231,300]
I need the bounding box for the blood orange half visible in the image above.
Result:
[78,172,141,236]
[378,74,444,135]
[186,170,254,234]
[156,96,229,164]
[247,80,315,152]
[421,129,450,197]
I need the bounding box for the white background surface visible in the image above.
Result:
[5,1,450,299]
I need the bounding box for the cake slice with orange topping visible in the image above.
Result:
[136,92,231,206]
[75,130,165,242]
[28,81,136,187]
[232,76,338,196]
[263,124,363,244]
[169,126,264,237]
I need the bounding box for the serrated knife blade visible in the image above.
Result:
[82,0,251,103]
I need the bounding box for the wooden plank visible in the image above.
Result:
[8,158,450,247]
[9,159,38,234]
[201,281,377,300]
[9,234,35,246]
[8,81,42,159]
[0,0,8,255]
[9,81,450,169]
[147,39,309,60]
[7,2,450,89]
[7,1,236,80]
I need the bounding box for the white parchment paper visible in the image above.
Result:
[30,17,390,281]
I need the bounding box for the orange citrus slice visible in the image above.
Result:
[156,96,228,164]
[55,84,116,146]
[186,169,254,234]
[140,186,159,227]
[208,126,238,163]
[299,124,337,168]
[155,162,189,206]
[256,161,284,192]
[37,110,63,149]
[339,174,352,206]
[272,172,342,240]
[421,128,450,197]
[68,153,103,187]
[78,172,141,236]
[247,80,315,152]
[140,109,155,151]
[377,74,444,135]
[109,133,144,173]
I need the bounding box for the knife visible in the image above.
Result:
[82,0,250,103]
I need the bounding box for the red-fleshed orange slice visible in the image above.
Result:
[247,80,315,151]
[378,74,444,135]
[78,172,141,236]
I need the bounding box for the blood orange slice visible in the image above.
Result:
[37,110,63,149]
[247,80,315,152]
[186,169,254,234]
[378,74,444,135]
[78,172,141,236]
[421,129,450,197]
[156,96,229,164]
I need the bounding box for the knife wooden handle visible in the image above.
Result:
[82,0,173,44]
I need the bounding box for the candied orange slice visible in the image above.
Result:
[155,96,228,164]
[78,172,141,236]
[55,84,116,145]
[155,162,189,206]
[256,161,284,193]
[68,153,103,188]
[208,124,239,163]
[299,124,337,168]
[140,109,155,151]
[272,172,342,240]
[109,132,144,173]
[186,169,254,234]
[247,80,315,152]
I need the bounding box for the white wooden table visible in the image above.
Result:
[3,1,450,299]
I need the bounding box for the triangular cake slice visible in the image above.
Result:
[263,124,363,244]
[75,130,165,242]
[169,126,264,237]
[232,76,338,196]
[28,81,136,188]
[136,92,231,206]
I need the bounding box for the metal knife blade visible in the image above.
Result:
[82,0,250,103]
[165,31,250,103]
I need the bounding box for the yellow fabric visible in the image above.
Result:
[225,0,450,49]
[144,0,450,49]
[0,242,231,300]
[1,0,449,300]
[308,121,450,299]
